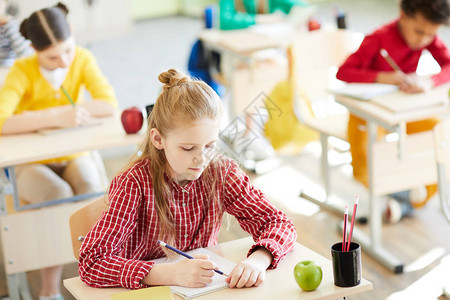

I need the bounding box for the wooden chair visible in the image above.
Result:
[433,118,450,224]
[69,196,109,260]
[290,29,363,202]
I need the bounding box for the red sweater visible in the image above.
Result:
[336,20,450,86]
[78,158,296,289]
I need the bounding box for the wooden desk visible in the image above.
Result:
[334,83,450,273]
[0,112,143,168]
[0,112,145,300]
[64,237,372,300]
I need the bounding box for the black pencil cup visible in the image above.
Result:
[331,242,361,287]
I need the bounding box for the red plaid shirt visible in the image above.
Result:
[78,158,296,289]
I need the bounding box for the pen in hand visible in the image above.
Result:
[380,48,416,88]
[380,48,402,73]
[62,86,76,108]
[157,240,228,277]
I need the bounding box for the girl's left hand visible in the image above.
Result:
[400,75,433,94]
[225,247,273,288]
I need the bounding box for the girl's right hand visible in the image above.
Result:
[172,254,218,288]
[376,71,409,86]
[48,105,91,127]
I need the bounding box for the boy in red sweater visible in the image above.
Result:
[337,0,450,223]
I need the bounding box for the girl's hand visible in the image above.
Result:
[226,247,273,288]
[399,75,433,94]
[375,71,409,86]
[172,254,218,288]
[48,105,91,127]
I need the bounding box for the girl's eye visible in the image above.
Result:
[181,147,193,151]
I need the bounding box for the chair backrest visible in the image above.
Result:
[69,196,109,260]
[291,29,364,106]
[433,118,450,224]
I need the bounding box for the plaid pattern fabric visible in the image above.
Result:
[79,158,296,289]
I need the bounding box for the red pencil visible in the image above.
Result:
[342,206,348,251]
[346,196,359,251]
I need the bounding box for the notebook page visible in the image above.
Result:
[329,83,399,101]
[371,84,449,112]
[151,248,236,299]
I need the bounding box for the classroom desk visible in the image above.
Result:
[0,112,144,211]
[0,112,145,300]
[198,26,293,119]
[333,83,450,273]
[63,236,372,300]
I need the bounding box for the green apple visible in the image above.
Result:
[293,260,323,291]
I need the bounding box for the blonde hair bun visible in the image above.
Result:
[158,69,191,88]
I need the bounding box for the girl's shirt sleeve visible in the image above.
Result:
[0,61,29,133]
[336,34,381,83]
[80,49,118,108]
[427,36,450,86]
[78,174,153,289]
[222,160,296,268]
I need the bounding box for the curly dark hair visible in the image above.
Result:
[401,0,450,24]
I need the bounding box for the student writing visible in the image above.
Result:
[336,0,450,223]
[78,69,297,289]
[0,3,117,299]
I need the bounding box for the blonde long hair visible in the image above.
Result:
[135,69,223,252]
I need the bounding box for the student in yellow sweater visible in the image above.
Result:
[0,3,117,300]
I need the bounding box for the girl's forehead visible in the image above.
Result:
[169,118,220,139]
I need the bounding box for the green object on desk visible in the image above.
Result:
[62,86,76,107]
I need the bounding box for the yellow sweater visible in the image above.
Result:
[0,46,118,163]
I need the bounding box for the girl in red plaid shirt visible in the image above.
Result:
[79,69,297,290]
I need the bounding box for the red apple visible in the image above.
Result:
[308,18,321,31]
[121,107,144,134]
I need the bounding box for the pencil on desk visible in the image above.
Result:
[62,86,76,107]
[157,240,228,276]
[379,48,402,73]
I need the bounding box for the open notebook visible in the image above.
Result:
[370,84,450,112]
[152,248,236,299]
[329,83,399,101]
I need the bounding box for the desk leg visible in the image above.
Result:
[220,53,236,122]
[0,169,10,215]
[320,133,331,199]
[299,132,345,217]
[366,121,403,273]
[367,122,382,246]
